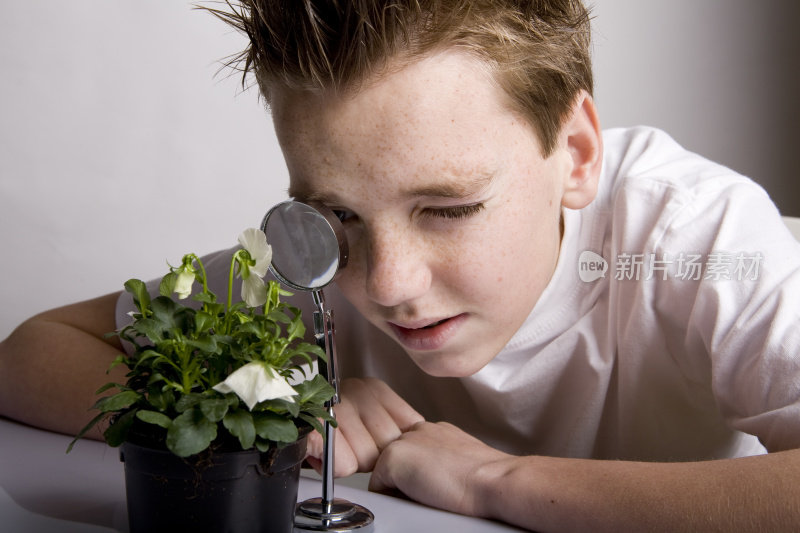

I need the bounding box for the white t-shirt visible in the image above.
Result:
[117,126,800,462]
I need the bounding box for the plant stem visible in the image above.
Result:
[227,253,238,314]
[194,255,210,313]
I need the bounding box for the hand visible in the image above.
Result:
[368,421,512,517]
[305,377,424,477]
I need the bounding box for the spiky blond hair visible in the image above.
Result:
[208,0,592,155]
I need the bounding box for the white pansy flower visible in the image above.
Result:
[212,361,297,410]
[174,268,196,299]
[237,228,273,307]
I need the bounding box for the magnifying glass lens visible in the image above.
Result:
[261,201,347,291]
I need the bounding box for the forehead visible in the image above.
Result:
[269,50,541,201]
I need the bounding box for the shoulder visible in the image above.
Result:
[599,126,767,209]
[590,126,784,254]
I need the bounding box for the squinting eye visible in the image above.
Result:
[423,203,485,220]
[332,209,355,223]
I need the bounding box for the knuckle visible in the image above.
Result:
[356,451,379,472]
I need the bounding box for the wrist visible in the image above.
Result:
[470,453,520,520]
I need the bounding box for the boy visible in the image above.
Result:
[3,1,800,530]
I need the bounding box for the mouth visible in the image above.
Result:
[419,318,448,329]
[388,314,467,351]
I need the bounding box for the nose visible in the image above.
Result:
[363,225,432,308]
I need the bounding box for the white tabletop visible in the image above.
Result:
[0,417,524,532]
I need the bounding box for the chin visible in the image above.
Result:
[409,350,490,378]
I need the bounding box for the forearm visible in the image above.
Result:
[0,292,126,439]
[478,449,800,532]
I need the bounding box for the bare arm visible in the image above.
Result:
[308,377,800,530]
[369,421,800,532]
[0,292,127,439]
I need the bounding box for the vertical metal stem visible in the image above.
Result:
[312,290,339,513]
[322,411,335,514]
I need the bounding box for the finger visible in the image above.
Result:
[337,378,423,466]
[331,426,359,477]
[330,378,427,473]
[367,440,401,494]
[341,384,403,449]
[360,377,425,431]
[305,455,322,474]
[304,419,359,477]
[334,396,386,471]
[306,428,324,461]
[367,421,444,494]
[339,377,425,449]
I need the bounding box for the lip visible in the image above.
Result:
[388,313,468,352]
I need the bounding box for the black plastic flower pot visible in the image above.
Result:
[120,433,308,533]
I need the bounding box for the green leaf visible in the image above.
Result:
[192,291,218,304]
[287,315,306,341]
[253,412,298,444]
[265,309,291,324]
[149,296,182,331]
[297,413,324,437]
[187,335,218,354]
[237,321,262,337]
[136,410,173,428]
[234,311,251,325]
[133,348,167,367]
[104,409,137,447]
[286,342,326,367]
[223,409,256,450]
[95,382,120,395]
[94,390,141,412]
[146,388,175,411]
[199,398,229,422]
[278,287,295,298]
[300,405,336,426]
[159,272,177,297]
[107,354,127,372]
[259,397,300,417]
[66,411,108,453]
[166,408,217,457]
[293,374,335,406]
[124,279,151,315]
[132,318,164,343]
[175,393,204,413]
[194,311,215,334]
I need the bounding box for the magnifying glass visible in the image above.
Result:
[261,200,374,533]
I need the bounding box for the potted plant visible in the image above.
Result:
[68,228,335,533]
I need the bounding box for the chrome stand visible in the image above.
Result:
[294,291,374,532]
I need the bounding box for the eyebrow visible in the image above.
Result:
[401,172,495,200]
[290,171,495,204]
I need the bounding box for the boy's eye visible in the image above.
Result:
[332,209,355,223]
[423,203,485,220]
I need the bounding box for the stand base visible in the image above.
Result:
[294,497,374,532]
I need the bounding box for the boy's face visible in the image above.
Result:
[271,50,576,377]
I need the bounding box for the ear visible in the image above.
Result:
[559,91,603,210]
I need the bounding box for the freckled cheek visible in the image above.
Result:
[422,224,509,292]
[467,233,517,287]
[334,229,479,299]
[333,248,368,304]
